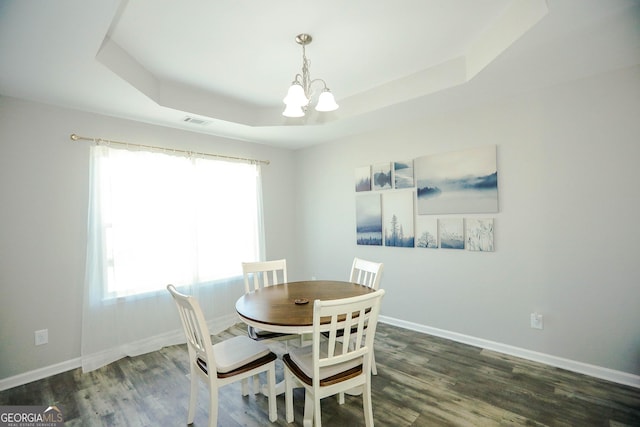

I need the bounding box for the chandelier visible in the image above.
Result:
[282,33,339,118]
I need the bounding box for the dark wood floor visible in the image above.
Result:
[2,323,639,426]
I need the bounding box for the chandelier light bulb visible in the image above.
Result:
[315,89,339,112]
[283,82,309,107]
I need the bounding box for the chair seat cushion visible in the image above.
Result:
[213,335,271,373]
[289,341,361,380]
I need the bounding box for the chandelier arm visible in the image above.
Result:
[309,78,329,90]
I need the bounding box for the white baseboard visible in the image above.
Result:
[379,315,640,389]
[0,313,239,392]
[0,357,82,392]
[4,315,637,392]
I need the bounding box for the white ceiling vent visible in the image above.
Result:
[182,116,210,126]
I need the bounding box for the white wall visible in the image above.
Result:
[293,65,640,378]
[0,96,297,380]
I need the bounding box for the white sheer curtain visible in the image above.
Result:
[81,144,264,372]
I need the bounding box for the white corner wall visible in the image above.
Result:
[293,65,640,382]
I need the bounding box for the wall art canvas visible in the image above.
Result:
[415,216,438,248]
[356,194,382,245]
[439,218,464,249]
[466,218,494,252]
[383,191,414,247]
[372,162,392,190]
[416,145,498,214]
[394,160,414,189]
[355,166,371,192]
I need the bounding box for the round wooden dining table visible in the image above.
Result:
[235,280,376,335]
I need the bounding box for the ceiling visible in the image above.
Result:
[0,0,638,150]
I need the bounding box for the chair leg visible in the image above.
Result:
[249,374,261,394]
[187,369,198,424]
[363,380,374,427]
[241,377,249,396]
[300,333,312,347]
[267,364,277,422]
[313,394,322,427]
[285,368,294,423]
[337,392,345,404]
[208,386,219,427]
[372,350,378,376]
[303,390,314,427]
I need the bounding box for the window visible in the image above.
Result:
[88,145,263,298]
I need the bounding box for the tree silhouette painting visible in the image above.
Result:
[356,194,382,245]
[383,191,414,247]
[416,216,438,248]
[373,162,392,190]
[466,218,494,251]
[355,165,371,192]
[439,218,464,249]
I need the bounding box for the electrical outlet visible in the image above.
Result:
[35,329,48,346]
[530,313,543,330]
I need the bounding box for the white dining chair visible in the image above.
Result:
[350,257,383,291]
[283,289,385,427]
[167,285,277,427]
[242,259,300,343]
[243,258,288,293]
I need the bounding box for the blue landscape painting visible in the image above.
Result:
[416,145,498,214]
[394,160,414,189]
[439,218,464,250]
[373,162,392,190]
[356,194,382,245]
[355,165,371,192]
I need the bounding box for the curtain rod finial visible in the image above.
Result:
[70,133,79,141]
